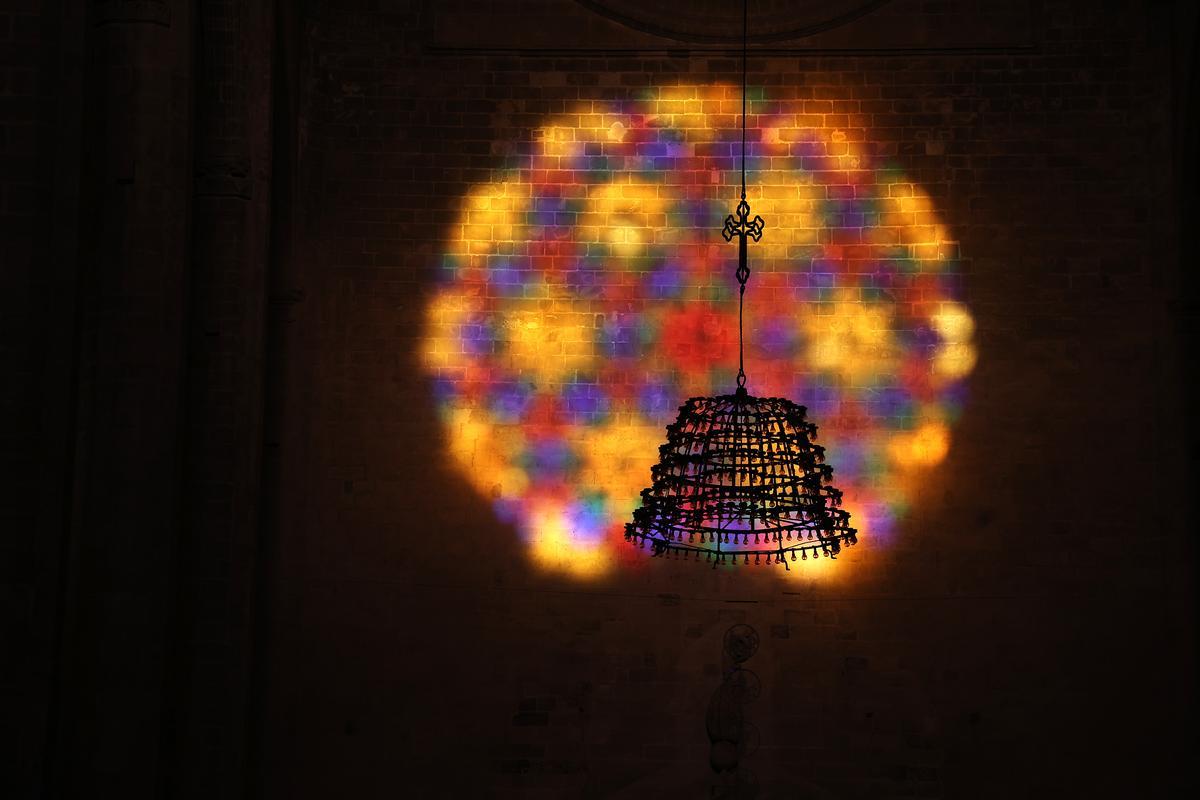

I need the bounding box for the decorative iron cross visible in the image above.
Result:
[722,198,765,290]
[722,197,765,389]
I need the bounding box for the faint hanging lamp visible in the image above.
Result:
[625,0,857,568]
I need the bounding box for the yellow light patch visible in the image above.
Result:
[578,423,664,515]
[422,291,479,371]
[445,407,529,501]
[778,540,855,582]
[802,294,897,383]
[579,179,668,258]
[758,178,822,260]
[537,124,579,158]
[528,501,609,579]
[457,182,529,255]
[887,421,951,467]
[931,301,975,342]
[499,304,596,384]
[930,301,978,380]
[933,343,977,381]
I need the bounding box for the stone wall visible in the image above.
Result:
[1,1,1195,798]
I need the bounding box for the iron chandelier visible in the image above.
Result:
[625,0,857,568]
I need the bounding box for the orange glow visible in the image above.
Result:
[888,421,952,468]
[424,84,976,578]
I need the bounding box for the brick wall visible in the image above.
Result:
[1,0,1195,798]
[254,1,1194,798]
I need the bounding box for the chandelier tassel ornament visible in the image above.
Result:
[625,0,857,569]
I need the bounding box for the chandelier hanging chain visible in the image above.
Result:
[739,0,747,387]
[723,0,763,390]
[741,0,747,202]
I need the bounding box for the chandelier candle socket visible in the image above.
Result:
[625,0,857,568]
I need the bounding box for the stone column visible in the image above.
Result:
[168,0,273,796]
[51,0,193,796]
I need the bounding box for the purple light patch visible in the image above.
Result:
[562,496,609,546]
[645,262,685,300]
[598,316,648,358]
[565,262,605,299]
[520,438,580,484]
[792,137,825,158]
[830,438,866,477]
[530,195,570,227]
[563,381,610,423]
[460,317,497,356]
[870,385,914,423]
[811,271,837,289]
[495,496,522,526]
[489,381,535,423]
[861,501,898,546]
[431,377,458,405]
[796,382,840,419]
[638,381,676,418]
[942,380,970,421]
[909,324,940,349]
[757,316,798,356]
[489,261,532,298]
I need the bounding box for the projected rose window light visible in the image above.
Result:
[423,85,975,580]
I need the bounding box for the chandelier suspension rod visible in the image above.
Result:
[740,0,747,202]
[737,0,749,389]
